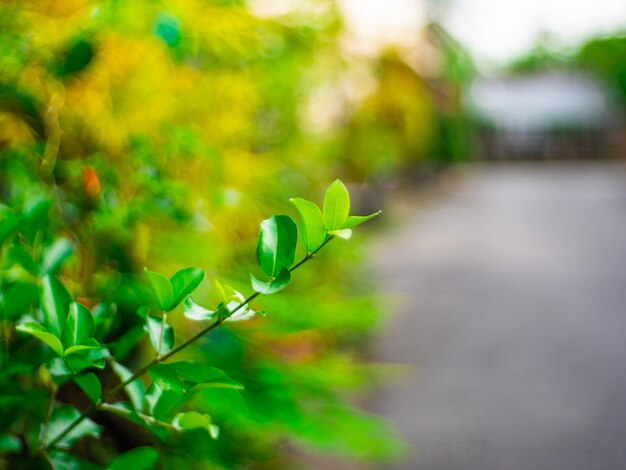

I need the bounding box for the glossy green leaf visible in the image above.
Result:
[183,296,215,321]
[73,372,101,402]
[111,360,145,412]
[64,338,100,356]
[62,302,95,349]
[256,215,298,277]
[250,266,291,295]
[290,197,327,252]
[41,238,74,274]
[169,267,204,310]
[323,179,350,230]
[44,405,101,447]
[144,269,173,311]
[328,228,352,240]
[16,322,64,356]
[145,316,174,355]
[41,275,71,337]
[170,361,244,390]
[107,447,158,470]
[340,211,382,229]
[149,363,186,394]
[172,411,219,438]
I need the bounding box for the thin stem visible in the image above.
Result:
[42,237,334,453]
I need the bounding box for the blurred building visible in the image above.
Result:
[469,71,623,160]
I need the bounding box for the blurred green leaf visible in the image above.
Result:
[144,269,173,311]
[111,360,145,412]
[145,316,174,355]
[323,180,350,230]
[41,275,71,337]
[7,245,37,273]
[41,238,74,275]
[64,338,100,356]
[107,447,158,470]
[341,212,381,229]
[44,405,100,447]
[0,209,20,245]
[1,282,38,320]
[149,364,187,394]
[169,267,204,310]
[328,228,352,240]
[256,215,298,277]
[73,372,101,403]
[16,322,63,356]
[183,296,215,321]
[250,266,291,295]
[290,197,327,252]
[172,411,219,439]
[62,302,95,349]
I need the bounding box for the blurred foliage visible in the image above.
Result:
[0,0,422,468]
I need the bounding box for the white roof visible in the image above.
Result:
[468,72,613,131]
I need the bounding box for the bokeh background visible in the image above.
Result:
[1,0,626,468]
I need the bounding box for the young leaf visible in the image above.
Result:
[169,267,204,311]
[290,197,327,252]
[41,275,71,337]
[144,316,174,355]
[172,412,218,438]
[73,372,102,402]
[111,360,145,412]
[328,228,352,240]
[340,211,382,229]
[62,302,95,349]
[250,266,291,295]
[41,238,74,275]
[323,179,350,230]
[144,269,173,311]
[256,215,298,277]
[183,296,215,321]
[16,322,64,356]
[107,447,158,470]
[149,364,186,394]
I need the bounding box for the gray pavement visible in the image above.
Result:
[374,163,626,470]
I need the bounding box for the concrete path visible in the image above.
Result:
[374,163,626,470]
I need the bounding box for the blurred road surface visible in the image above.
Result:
[374,163,626,470]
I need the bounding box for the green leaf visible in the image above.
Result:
[172,411,219,439]
[323,179,350,230]
[169,267,204,310]
[250,266,291,295]
[328,228,352,240]
[290,197,327,252]
[144,269,173,311]
[22,199,50,244]
[62,302,95,349]
[41,238,74,275]
[73,372,101,402]
[0,209,20,245]
[16,322,64,356]
[64,338,100,356]
[7,245,37,273]
[148,363,186,394]
[183,296,215,321]
[111,360,145,412]
[169,361,244,390]
[0,434,21,453]
[256,215,298,277]
[44,405,100,447]
[41,275,71,337]
[144,316,174,355]
[341,211,382,229]
[107,447,158,470]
